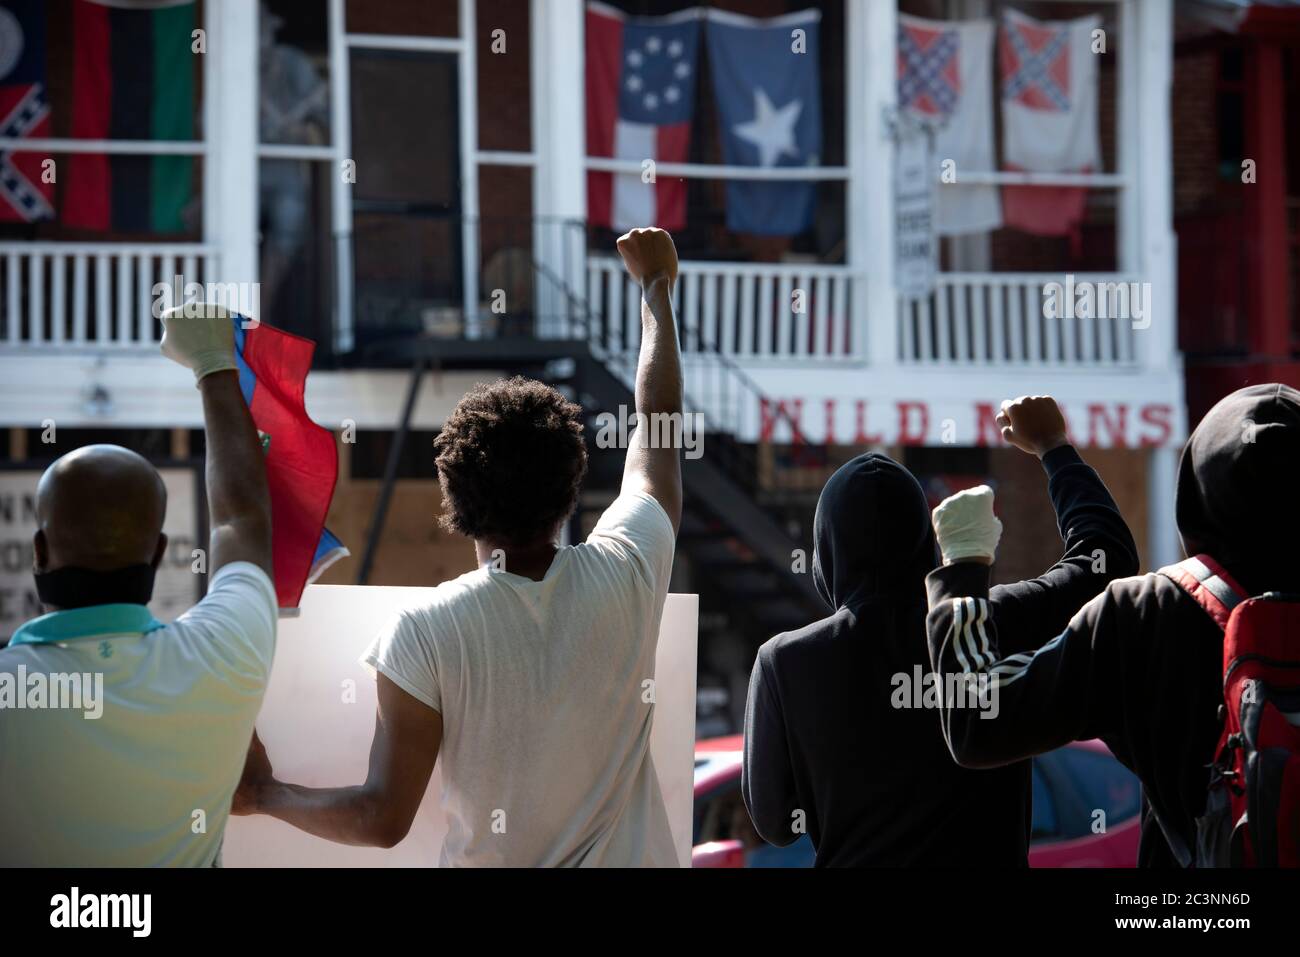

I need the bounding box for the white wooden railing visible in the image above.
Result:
[585,257,860,362]
[0,246,1147,375]
[0,243,219,351]
[899,273,1142,367]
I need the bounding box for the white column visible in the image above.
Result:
[849,0,896,365]
[531,0,587,337]
[1117,0,1140,276]
[1127,0,1183,572]
[460,0,482,338]
[203,0,259,308]
[1147,444,1181,570]
[1134,0,1177,375]
[328,0,354,353]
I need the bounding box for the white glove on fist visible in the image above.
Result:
[932,484,1003,565]
[160,302,238,385]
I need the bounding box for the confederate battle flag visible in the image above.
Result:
[0,0,54,223]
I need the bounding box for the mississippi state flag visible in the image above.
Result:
[999,9,1101,239]
[586,1,701,232]
[231,316,347,613]
[0,0,53,223]
[897,13,1000,235]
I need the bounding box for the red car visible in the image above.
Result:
[692,735,1141,867]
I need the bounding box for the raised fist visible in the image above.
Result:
[160,302,238,385]
[616,227,678,291]
[932,485,1003,566]
[997,395,1069,458]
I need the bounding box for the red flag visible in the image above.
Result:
[233,319,341,610]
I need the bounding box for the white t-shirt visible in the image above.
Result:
[0,562,277,867]
[364,491,679,867]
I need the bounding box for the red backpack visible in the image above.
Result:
[1160,555,1300,867]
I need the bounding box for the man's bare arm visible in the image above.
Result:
[233,675,441,848]
[161,304,272,578]
[199,371,273,577]
[616,228,683,533]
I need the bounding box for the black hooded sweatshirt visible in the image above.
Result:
[926,383,1300,867]
[742,447,1138,866]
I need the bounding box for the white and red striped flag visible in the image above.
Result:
[586,2,702,232]
[999,8,1101,240]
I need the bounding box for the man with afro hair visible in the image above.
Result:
[235,229,685,867]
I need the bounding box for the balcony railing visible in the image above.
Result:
[899,273,1143,368]
[0,242,220,351]
[0,238,1146,375]
[585,257,860,363]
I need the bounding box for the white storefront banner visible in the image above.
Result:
[751,394,1183,449]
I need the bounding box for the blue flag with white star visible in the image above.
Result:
[705,9,822,236]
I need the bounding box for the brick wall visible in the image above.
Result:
[989,446,1150,588]
[1171,47,1222,217]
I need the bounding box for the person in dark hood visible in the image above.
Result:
[743,396,1138,866]
[925,383,1300,867]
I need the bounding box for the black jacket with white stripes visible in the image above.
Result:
[926,384,1300,867]
[743,445,1137,866]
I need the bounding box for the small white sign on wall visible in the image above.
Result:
[895,128,938,301]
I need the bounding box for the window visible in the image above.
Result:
[349,50,464,348]
[584,0,847,265]
[0,0,205,243]
[258,1,336,349]
[898,0,1125,274]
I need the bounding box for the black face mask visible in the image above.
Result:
[33,564,157,609]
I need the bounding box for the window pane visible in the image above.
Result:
[259,1,332,146]
[346,0,457,39]
[258,159,335,348]
[348,50,463,347]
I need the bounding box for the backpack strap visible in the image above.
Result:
[1157,554,1249,632]
[1154,555,1252,868]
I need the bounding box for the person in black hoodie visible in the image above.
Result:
[742,395,1139,866]
[925,383,1300,867]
